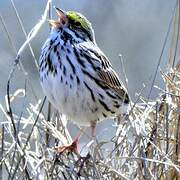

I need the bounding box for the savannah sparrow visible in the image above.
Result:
[39,7,130,149]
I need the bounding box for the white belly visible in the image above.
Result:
[41,70,103,126]
[41,70,129,127]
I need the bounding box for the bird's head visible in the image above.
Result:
[49,7,95,43]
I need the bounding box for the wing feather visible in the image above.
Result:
[78,42,129,103]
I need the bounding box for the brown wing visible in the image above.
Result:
[79,42,130,103]
[97,55,129,103]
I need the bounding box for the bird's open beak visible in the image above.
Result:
[48,7,67,28]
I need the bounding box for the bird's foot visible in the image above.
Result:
[54,130,83,154]
[54,137,79,154]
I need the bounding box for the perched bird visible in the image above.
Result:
[39,7,130,152]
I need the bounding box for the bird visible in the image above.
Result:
[39,7,130,153]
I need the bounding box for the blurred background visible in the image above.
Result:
[0,0,177,139]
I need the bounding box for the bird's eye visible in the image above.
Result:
[75,21,81,27]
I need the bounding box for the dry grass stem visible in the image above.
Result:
[0,0,180,179]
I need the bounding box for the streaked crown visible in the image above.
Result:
[66,11,95,42]
[49,8,95,43]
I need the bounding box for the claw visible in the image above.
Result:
[54,138,78,154]
[54,130,83,154]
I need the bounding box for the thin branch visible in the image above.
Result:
[146,1,176,106]
[10,0,38,68]
[10,96,46,179]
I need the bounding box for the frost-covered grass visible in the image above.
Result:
[0,0,179,179]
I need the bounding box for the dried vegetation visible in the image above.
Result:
[0,0,179,179]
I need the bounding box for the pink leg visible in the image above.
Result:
[90,121,96,137]
[55,129,84,154]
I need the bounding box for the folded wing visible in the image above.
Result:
[78,42,130,103]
